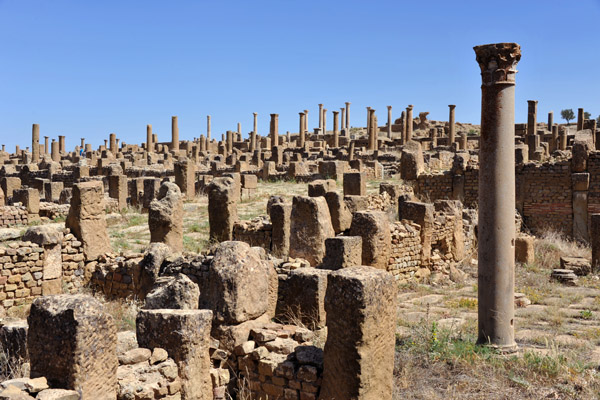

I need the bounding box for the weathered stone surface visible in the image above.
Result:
[289,196,335,267]
[22,225,63,246]
[560,256,591,276]
[207,177,238,242]
[149,182,184,252]
[208,241,269,324]
[118,347,151,365]
[319,267,397,400]
[400,140,424,180]
[0,320,28,373]
[349,211,391,269]
[324,191,352,234]
[28,294,117,400]
[308,179,336,197]
[280,268,328,329]
[268,198,291,258]
[139,242,172,299]
[515,235,535,264]
[136,309,213,400]
[343,172,366,196]
[144,274,200,310]
[65,181,111,260]
[36,388,86,400]
[322,236,362,270]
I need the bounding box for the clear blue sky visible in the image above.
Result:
[1,0,599,151]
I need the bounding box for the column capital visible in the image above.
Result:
[253,112,257,116]
[387,105,392,110]
[473,43,521,86]
[345,102,351,105]
[449,104,456,109]
[527,100,538,105]
[332,110,339,115]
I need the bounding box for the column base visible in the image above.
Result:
[477,340,518,354]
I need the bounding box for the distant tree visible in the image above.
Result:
[584,111,592,120]
[561,109,575,125]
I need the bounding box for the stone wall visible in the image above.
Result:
[0,206,28,228]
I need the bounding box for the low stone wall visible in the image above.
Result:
[0,206,28,228]
[233,217,272,251]
[388,221,422,278]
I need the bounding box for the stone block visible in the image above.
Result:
[322,236,362,270]
[349,211,390,270]
[343,172,366,196]
[289,196,335,267]
[149,182,184,252]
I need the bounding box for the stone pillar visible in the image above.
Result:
[289,196,335,267]
[577,107,584,131]
[591,214,600,273]
[333,111,340,147]
[253,112,258,137]
[269,198,291,258]
[349,140,355,161]
[44,136,49,155]
[51,139,60,162]
[58,135,65,154]
[320,267,397,400]
[237,122,241,140]
[368,108,376,150]
[448,105,456,146]
[548,124,559,153]
[109,133,117,155]
[559,127,567,150]
[28,295,117,399]
[344,102,350,132]
[269,113,278,150]
[146,124,153,153]
[174,159,196,197]
[349,211,390,269]
[137,309,213,400]
[406,105,413,141]
[299,112,306,148]
[340,107,346,135]
[318,104,324,133]
[226,130,233,154]
[207,177,238,242]
[322,108,327,135]
[548,111,553,132]
[304,109,309,134]
[108,174,127,210]
[149,182,184,252]
[171,116,179,151]
[527,100,537,137]
[31,124,40,163]
[387,105,392,138]
[473,42,521,351]
[207,115,211,140]
[399,111,406,144]
[80,138,85,150]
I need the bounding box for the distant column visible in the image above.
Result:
[32,124,40,163]
[322,109,327,135]
[547,111,553,132]
[147,124,153,153]
[237,122,242,140]
[318,104,324,134]
[406,105,413,141]
[171,116,179,151]
[226,131,233,153]
[368,108,376,151]
[304,109,309,134]
[449,105,456,146]
[474,42,521,351]
[109,133,117,155]
[345,102,351,132]
[577,108,585,131]
[527,100,537,136]
[333,111,339,147]
[59,135,65,154]
[51,139,60,162]
[387,106,392,138]
[299,112,306,148]
[400,111,406,144]
[44,136,49,155]
[551,125,558,153]
[207,115,211,141]
[253,112,258,136]
[270,114,279,150]
[340,108,346,135]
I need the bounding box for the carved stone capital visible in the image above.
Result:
[474,43,521,86]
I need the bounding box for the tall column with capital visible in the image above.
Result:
[318,104,323,134]
[171,116,179,151]
[299,112,306,148]
[207,115,211,141]
[147,125,153,153]
[32,124,40,162]
[448,105,456,146]
[333,111,339,147]
[368,108,376,151]
[406,105,413,142]
[345,102,351,132]
[270,114,278,150]
[340,108,346,136]
[253,112,258,136]
[474,42,521,351]
[387,106,393,138]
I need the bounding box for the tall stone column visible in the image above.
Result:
[58,135,65,154]
[345,102,351,132]
[303,109,309,134]
[270,114,278,150]
[340,108,346,135]
[171,116,179,151]
[333,111,340,147]
[526,100,537,136]
[551,124,558,153]
[226,131,233,154]
[44,137,49,155]
[146,124,153,153]
[368,109,376,151]
[577,108,585,131]
[399,111,406,144]
[548,111,553,132]
[322,109,327,135]
[318,104,324,134]
[299,112,306,148]
[32,124,40,163]
[448,105,456,146]
[237,122,242,140]
[207,115,211,141]
[109,133,117,155]
[474,42,521,351]
[253,112,258,136]
[51,139,60,162]
[387,106,392,138]
[406,105,413,142]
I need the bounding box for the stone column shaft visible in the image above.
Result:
[171,116,179,151]
[449,105,456,145]
[340,108,346,135]
[527,100,537,136]
[270,114,278,150]
[345,102,351,132]
[548,111,553,132]
[51,140,60,162]
[44,137,49,155]
[299,112,306,148]
[109,133,117,155]
[577,108,584,131]
[318,104,323,134]
[474,42,521,351]
[32,124,40,162]
[406,105,413,142]
[58,136,65,154]
[207,115,211,140]
[387,106,392,138]
[333,111,339,148]
[146,124,153,153]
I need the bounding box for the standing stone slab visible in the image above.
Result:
[349,211,391,270]
[322,236,362,270]
[149,182,184,252]
[174,159,196,198]
[289,196,335,267]
[281,268,329,329]
[324,191,352,234]
[28,295,117,400]
[65,181,111,260]
[319,267,397,400]
[207,177,238,243]
[137,309,212,400]
[268,199,291,258]
[591,214,600,273]
[343,172,366,196]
